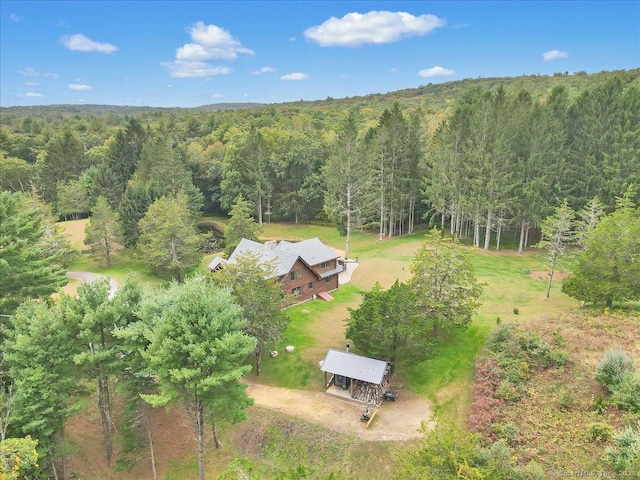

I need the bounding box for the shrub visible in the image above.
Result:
[592,393,606,414]
[492,422,520,445]
[486,323,513,353]
[514,460,546,480]
[594,348,636,392]
[513,308,519,315]
[497,380,522,403]
[587,422,615,442]
[605,423,640,473]
[610,372,640,413]
[557,389,575,411]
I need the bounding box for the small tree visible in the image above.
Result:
[536,200,575,298]
[345,280,425,369]
[223,195,261,257]
[84,196,124,267]
[408,229,483,339]
[212,251,290,376]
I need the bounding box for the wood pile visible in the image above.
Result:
[352,379,389,405]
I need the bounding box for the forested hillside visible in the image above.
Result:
[1,69,638,253]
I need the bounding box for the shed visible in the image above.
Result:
[320,349,390,405]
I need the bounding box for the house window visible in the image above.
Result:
[308,282,314,290]
[298,268,303,277]
[320,261,331,268]
[292,286,302,296]
[324,276,331,283]
[290,271,296,281]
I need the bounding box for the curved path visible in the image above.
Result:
[66,271,119,299]
[244,380,433,441]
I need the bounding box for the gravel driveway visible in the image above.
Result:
[66,271,119,299]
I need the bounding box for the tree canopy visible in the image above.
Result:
[562,191,640,307]
[139,278,256,480]
[0,191,70,315]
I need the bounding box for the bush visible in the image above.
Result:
[492,422,520,445]
[610,372,640,413]
[594,348,636,392]
[605,423,640,473]
[513,308,519,315]
[592,393,606,414]
[557,389,575,411]
[587,422,615,442]
[497,380,523,403]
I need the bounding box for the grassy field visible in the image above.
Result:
[60,218,589,478]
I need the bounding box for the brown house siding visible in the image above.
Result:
[281,258,339,302]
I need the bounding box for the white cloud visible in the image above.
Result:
[252,66,277,75]
[211,93,224,99]
[418,66,455,78]
[25,92,44,98]
[543,49,569,62]
[176,22,254,61]
[161,60,232,78]
[281,72,310,81]
[61,33,117,54]
[25,81,39,87]
[18,67,59,79]
[10,13,20,22]
[304,11,445,47]
[69,84,93,90]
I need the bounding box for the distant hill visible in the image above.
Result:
[1,69,638,123]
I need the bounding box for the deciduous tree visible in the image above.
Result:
[408,229,483,338]
[536,200,576,298]
[212,251,290,376]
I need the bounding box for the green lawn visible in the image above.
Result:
[60,218,580,422]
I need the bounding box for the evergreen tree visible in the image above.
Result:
[84,196,124,267]
[0,191,68,315]
[140,278,256,480]
[4,301,82,478]
[563,190,640,307]
[223,195,261,257]
[137,193,203,281]
[324,111,375,254]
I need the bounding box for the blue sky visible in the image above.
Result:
[1,1,638,108]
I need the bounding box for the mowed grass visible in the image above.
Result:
[60,217,580,422]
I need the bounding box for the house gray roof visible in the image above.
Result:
[277,237,339,266]
[320,348,388,385]
[208,237,340,278]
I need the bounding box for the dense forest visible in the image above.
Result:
[2,68,639,252]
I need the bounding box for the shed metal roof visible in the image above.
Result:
[320,349,388,385]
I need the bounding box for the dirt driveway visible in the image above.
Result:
[245,380,434,441]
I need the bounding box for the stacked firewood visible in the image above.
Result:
[352,380,385,404]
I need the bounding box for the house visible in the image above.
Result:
[320,348,391,405]
[208,237,341,302]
